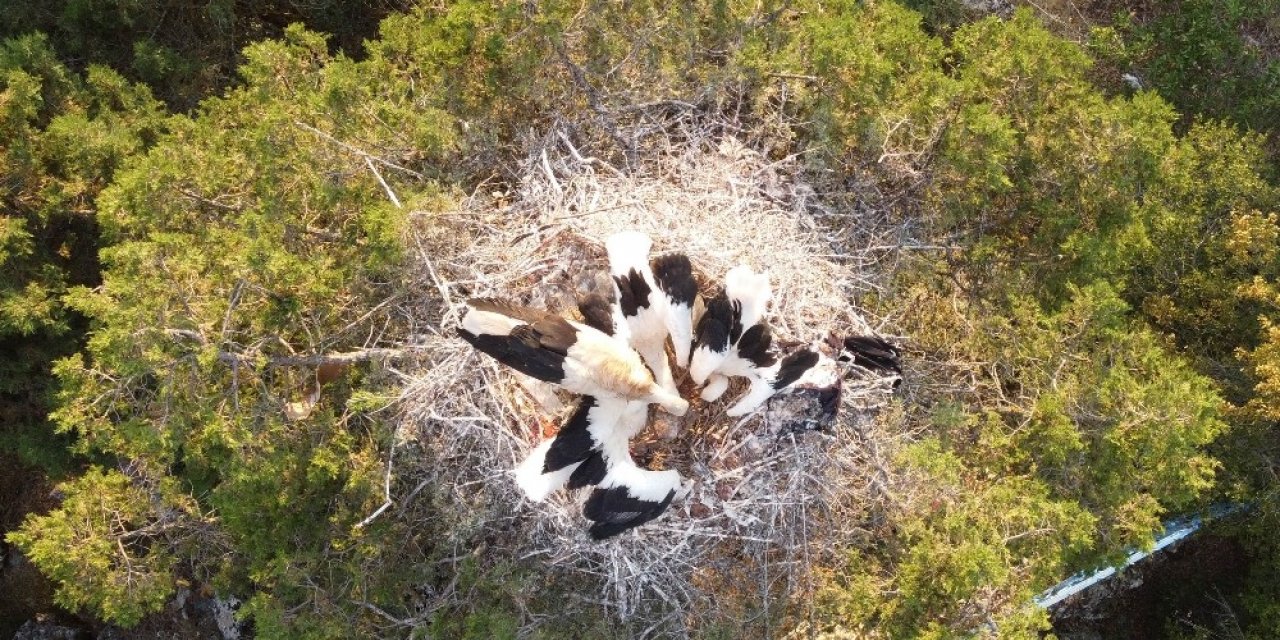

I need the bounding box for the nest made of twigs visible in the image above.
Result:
[391,125,901,637]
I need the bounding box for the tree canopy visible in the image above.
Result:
[3,0,1280,637]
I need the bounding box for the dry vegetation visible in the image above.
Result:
[383,114,908,635]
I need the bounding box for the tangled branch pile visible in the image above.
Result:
[393,120,904,635]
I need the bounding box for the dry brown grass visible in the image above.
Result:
[386,119,905,637]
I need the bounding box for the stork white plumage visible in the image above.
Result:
[689,265,772,386]
[505,291,686,538]
[693,307,834,417]
[726,265,771,334]
[458,298,688,415]
[512,391,682,540]
[689,290,733,386]
[724,343,832,417]
[605,232,678,397]
[582,436,683,540]
[699,373,731,402]
[651,253,698,368]
[465,233,884,540]
[699,322,773,402]
[513,394,648,502]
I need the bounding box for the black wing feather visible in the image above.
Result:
[841,335,902,376]
[584,485,677,540]
[650,254,697,306]
[466,297,549,325]
[458,328,566,382]
[567,452,608,489]
[728,300,745,345]
[459,298,579,382]
[613,269,652,317]
[735,323,777,368]
[772,347,820,390]
[544,398,599,473]
[694,290,733,353]
[577,294,616,336]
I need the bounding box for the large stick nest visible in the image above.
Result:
[393,120,903,636]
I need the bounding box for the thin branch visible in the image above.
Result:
[556,129,623,177]
[165,328,207,342]
[1003,527,1055,544]
[216,348,409,368]
[553,46,636,164]
[294,121,425,179]
[169,328,410,366]
[540,148,562,193]
[365,156,403,208]
[357,418,402,529]
[177,187,241,211]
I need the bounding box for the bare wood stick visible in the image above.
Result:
[356,433,397,529]
[557,129,624,177]
[553,46,636,164]
[294,120,425,179]
[540,148,562,193]
[216,347,408,367]
[365,156,403,208]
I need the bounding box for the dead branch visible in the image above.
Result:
[365,156,403,208]
[167,328,410,367]
[294,120,426,179]
[553,46,637,165]
[217,348,408,367]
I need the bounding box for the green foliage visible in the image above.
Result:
[782,3,1277,635]
[1118,0,1280,137]
[819,438,1092,637]
[0,0,404,107]
[9,0,792,631]
[797,7,1197,297]
[5,468,195,626]
[16,19,460,631]
[900,233,1240,627]
[1121,121,1280,397]
[0,33,165,477]
[944,283,1225,553]
[819,276,1226,636]
[803,0,952,162]
[3,0,1278,636]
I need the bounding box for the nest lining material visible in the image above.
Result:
[396,135,899,633]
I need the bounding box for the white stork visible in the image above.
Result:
[605,231,679,397]
[508,293,685,538]
[694,308,845,418]
[513,394,648,501]
[513,395,683,539]
[723,342,836,417]
[458,298,688,415]
[722,334,903,421]
[582,442,682,540]
[689,265,772,389]
[650,252,698,368]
